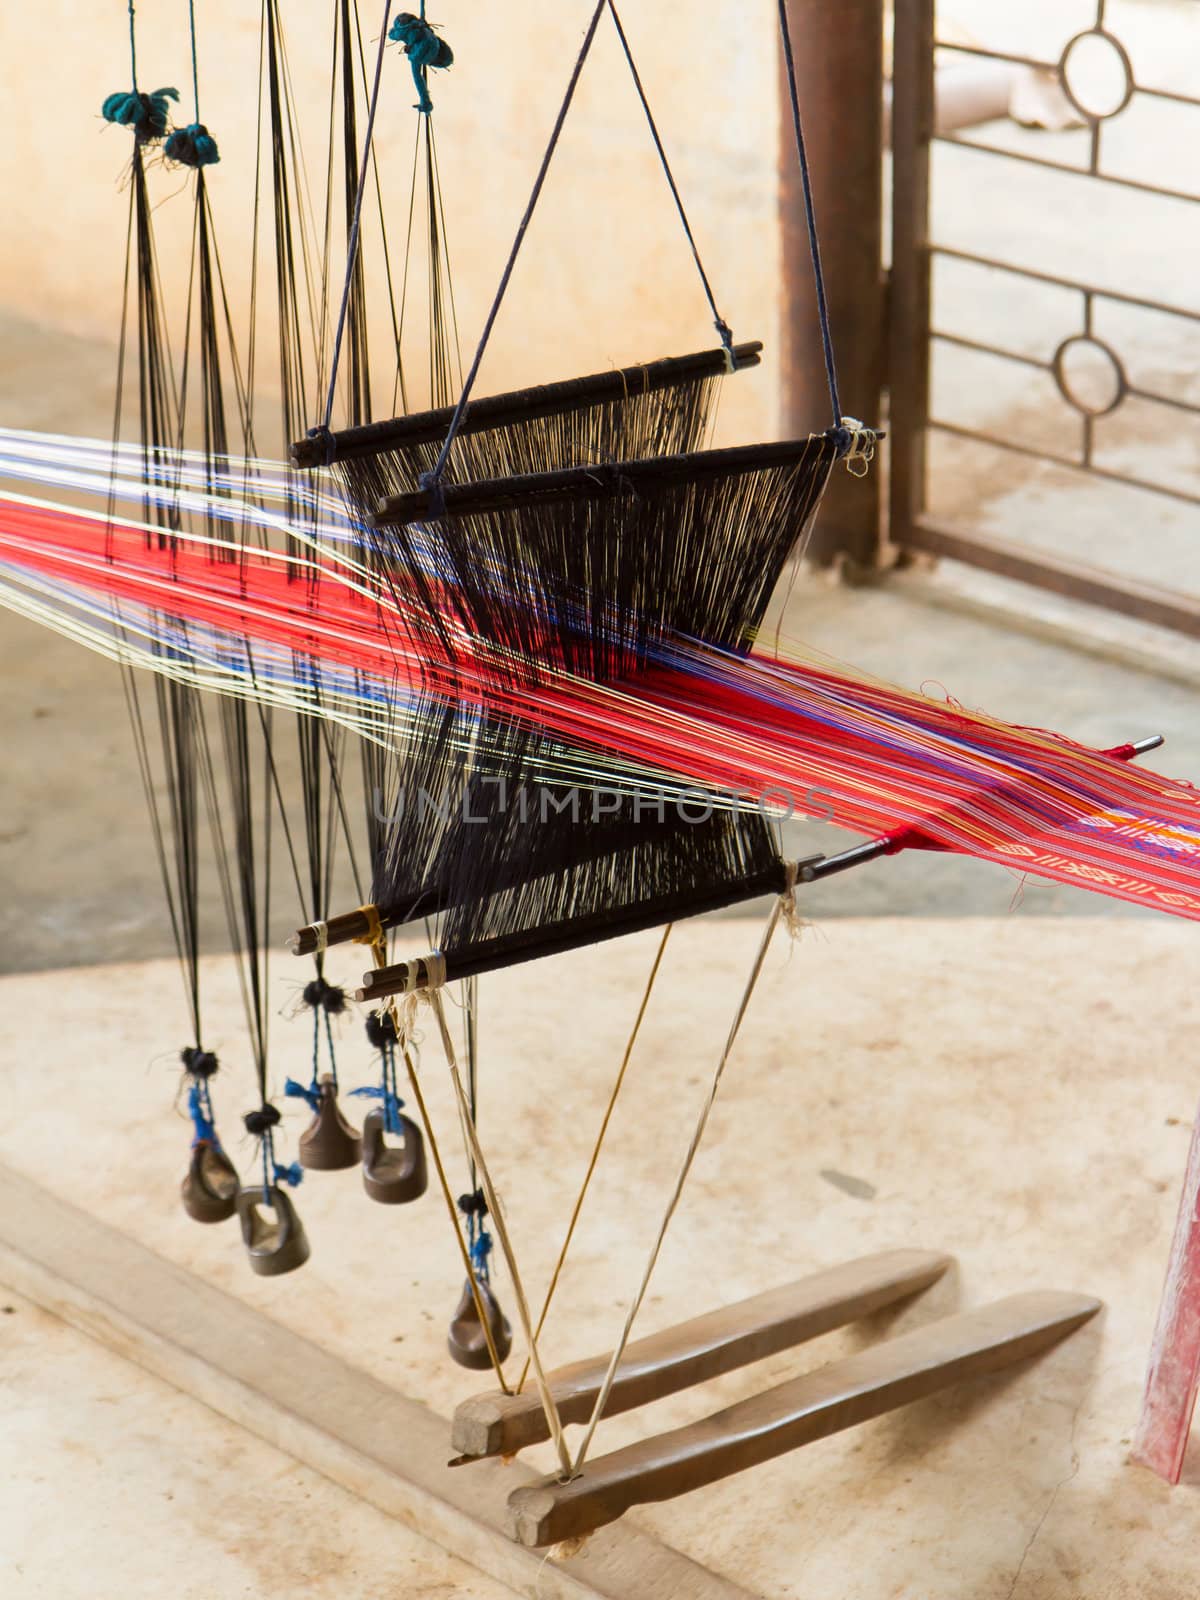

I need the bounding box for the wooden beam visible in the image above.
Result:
[0,1162,755,1600]
[453,1248,950,1460]
[507,1290,1101,1548]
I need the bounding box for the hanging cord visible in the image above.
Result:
[351,1008,407,1130]
[516,923,672,1394]
[776,0,842,437]
[570,874,796,1476]
[367,941,512,1391]
[319,1,394,440]
[605,3,734,367]
[164,0,220,167]
[102,2,178,142]
[285,975,347,1107]
[428,991,573,1480]
[245,1104,303,1202]
[183,1047,223,1148]
[420,0,607,507]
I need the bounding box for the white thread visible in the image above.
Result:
[780,859,803,941]
[313,920,329,953]
[839,416,877,479]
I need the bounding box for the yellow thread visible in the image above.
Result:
[352,903,383,947]
[517,923,672,1394]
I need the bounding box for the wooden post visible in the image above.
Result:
[1132,1099,1200,1482]
[888,0,935,556]
[780,0,885,571]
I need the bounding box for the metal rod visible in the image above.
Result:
[289,342,763,468]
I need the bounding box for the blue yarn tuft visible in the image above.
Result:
[349,1083,405,1135]
[274,1160,304,1189]
[284,1076,321,1113]
[164,121,220,168]
[102,86,178,142]
[388,13,453,114]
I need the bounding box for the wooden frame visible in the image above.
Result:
[452,1248,950,1459]
[507,1291,1100,1548]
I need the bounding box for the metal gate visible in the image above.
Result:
[889,0,1200,637]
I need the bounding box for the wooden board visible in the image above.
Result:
[508,1290,1101,1547]
[453,1248,950,1458]
[0,1161,754,1600]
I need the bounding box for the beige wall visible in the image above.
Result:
[0,1,784,446]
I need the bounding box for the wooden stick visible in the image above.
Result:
[289,342,764,468]
[355,857,816,999]
[506,1289,1100,1547]
[373,433,844,527]
[452,1248,950,1460]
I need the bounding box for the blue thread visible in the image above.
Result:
[322,1,395,431]
[187,0,201,119]
[186,1083,219,1148]
[605,2,733,362]
[470,1224,493,1283]
[458,1189,491,1282]
[323,1007,339,1094]
[356,1016,404,1133]
[305,425,337,467]
[417,469,446,519]
[424,0,607,498]
[102,87,178,142]
[164,123,220,167]
[776,0,841,427]
[275,1160,304,1188]
[388,12,453,114]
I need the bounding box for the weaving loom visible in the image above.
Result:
[3,0,1200,1557]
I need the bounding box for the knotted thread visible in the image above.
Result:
[102,87,178,142]
[182,1048,222,1150]
[352,1008,406,1133]
[243,1104,302,1196]
[180,1044,218,1078]
[303,976,347,1014]
[834,416,879,477]
[164,122,220,167]
[389,11,453,114]
[458,1186,494,1279]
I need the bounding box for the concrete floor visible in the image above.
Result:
[1,6,1198,1585]
[2,919,1199,1597]
[1,1288,512,1600]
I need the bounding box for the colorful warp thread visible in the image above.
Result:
[1,489,1198,921]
